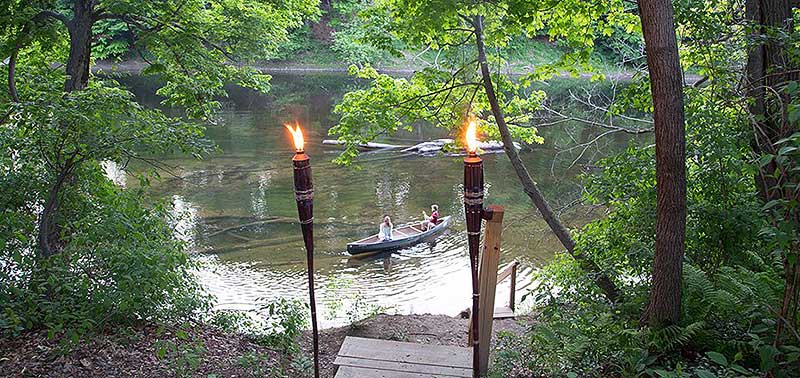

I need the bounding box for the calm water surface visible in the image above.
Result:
[122,74,637,326]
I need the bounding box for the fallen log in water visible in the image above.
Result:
[209,235,305,254]
[205,217,298,238]
[322,139,408,150]
[324,138,522,156]
[203,216,361,239]
[401,139,522,155]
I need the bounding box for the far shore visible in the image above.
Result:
[93,59,668,82]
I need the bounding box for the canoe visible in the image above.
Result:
[346,216,452,255]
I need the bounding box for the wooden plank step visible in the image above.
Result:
[493,306,514,319]
[334,356,471,377]
[335,366,465,378]
[337,337,471,369]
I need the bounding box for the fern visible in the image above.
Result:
[647,321,707,351]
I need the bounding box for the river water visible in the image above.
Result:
[121,73,638,327]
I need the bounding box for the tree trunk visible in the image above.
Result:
[37,167,72,258]
[473,16,620,303]
[64,0,93,92]
[744,0,799,347]
[746,0,798,200]
[36,0,94,258]
[638,0,687,327]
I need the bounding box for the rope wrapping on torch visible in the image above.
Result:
[294,189,314,202]
[463,154,483,378]
[290,151,319,378]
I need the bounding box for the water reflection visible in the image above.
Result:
[171,195,198,248]
[121,74,640,327]
[101,160,127,188]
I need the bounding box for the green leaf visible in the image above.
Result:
[758,154,774,167]
[729,364,751,375]
[706,351,728,367]
[653,369,675,378]
[157,346,167,359]
[777,146,797,156]
[694,369,716,378]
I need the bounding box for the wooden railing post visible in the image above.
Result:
[473,205,504,376]
[509,262,517,312]
[496,261,518,314]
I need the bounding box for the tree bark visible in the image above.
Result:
[638,0,687,327]
[473,16,620,303]
[37,166,73,258]
[36,0,95,257]
[64,0,94,92]
[8,48,19,102]
[747,0,798,200]
[744,0,799,346]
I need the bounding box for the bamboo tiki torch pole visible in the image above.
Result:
[287,124,320,378]
[464,120,484,378]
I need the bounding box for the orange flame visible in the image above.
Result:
[465,119,479,153]
[285,123,304,152]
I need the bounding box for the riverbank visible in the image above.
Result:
[94,59,646,81]
[0,313,527,378]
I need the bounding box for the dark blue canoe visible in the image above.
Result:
[346,216,452,255]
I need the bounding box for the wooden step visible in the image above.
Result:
[493,306,514,319]
[334,337,471,378]
[336,366,465,378]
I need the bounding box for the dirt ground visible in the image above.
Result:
[0,313,527,378]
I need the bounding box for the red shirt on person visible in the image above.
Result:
[429,211,439,225]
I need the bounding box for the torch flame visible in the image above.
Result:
[285,123,305,152]
[465,119,479,154]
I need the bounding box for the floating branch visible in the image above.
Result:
[322,139,408,150]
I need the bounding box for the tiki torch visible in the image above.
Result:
[463,119,484,378]
[286,123,320,378]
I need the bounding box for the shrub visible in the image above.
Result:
[0,162,210,342]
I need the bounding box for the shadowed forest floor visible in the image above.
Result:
[0,313,527,378]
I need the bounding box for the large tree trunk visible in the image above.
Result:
[744,0,799,346]
[473,16,620,303]
[638,0,687,327]
[36,0,94,258]
[746,0,798,200]
[64,0,93,92]
[37,167,73,258]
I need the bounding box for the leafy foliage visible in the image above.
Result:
[489,1,799,375]
[329,0,400,65]
[0,163,211,339]
[0,0,319,343]
[327,0,641,165]
[210,298,309,359]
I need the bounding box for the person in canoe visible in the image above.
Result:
[421,204,440,230]
[378,215,394,241]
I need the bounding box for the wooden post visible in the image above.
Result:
[509,262,517,312]
[469,205,504,376]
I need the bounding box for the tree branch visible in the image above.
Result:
[8,48,19,102]
[6,10,71,103]
[36,10,70,25]
[474,14,621,303]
